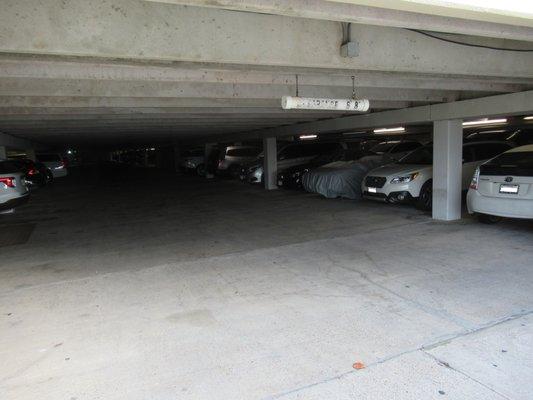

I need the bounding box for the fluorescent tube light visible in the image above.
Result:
[524,116,533,120]
[373,127,405,134]
[462,118,507,126]
[299,134,318,140]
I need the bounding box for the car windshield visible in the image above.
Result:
[369,142,397,154]
[226,147,260,157]
[397,145,433,164]
[480,151,533,176]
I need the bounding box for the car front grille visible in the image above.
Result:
[365,176,387,188]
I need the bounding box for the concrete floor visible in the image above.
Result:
[1,165,532,400]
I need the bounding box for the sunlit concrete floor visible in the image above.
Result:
[1,165,532,400]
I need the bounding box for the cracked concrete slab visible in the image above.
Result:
[427,315,533,400]
[1,170,532,399]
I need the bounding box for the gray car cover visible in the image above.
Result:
[302,158,384,200]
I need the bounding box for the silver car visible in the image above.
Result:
[467,144,533,223]
[218,145,261,177]
[0,160,30,211]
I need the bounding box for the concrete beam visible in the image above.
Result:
[0,78,461,103]
[145,0,533,41]
[244,90,533,139]
[1,57,529,93]
[1,0,532,78]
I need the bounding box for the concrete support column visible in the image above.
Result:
[0,146,6,160]
[432,119,463,221]
[263,137,277,190]
[26,148,36,161]
[204,143,216,179]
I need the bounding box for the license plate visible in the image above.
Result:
[499,184,519,194]
[368,187,377,193]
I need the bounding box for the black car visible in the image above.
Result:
[9,158,53,188]
[277,149,349,190]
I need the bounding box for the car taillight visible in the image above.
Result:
[62,158,69,168]
[28,168,37,176]
[469,167,480,190]
[218,160,224,168]
[0,177,16,188]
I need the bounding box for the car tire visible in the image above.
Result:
[196,164,206,177]
[478,214,502,224]
[415,180,432,211]
[228,164,241,178]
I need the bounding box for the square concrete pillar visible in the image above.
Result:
[263,137,277,190]
[204,143,216,179]
[25,148,36,161]
[432,119,463,221]
[0,146,6,160]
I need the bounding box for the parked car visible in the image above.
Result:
[465,128,533,146]
[361,141,513,210]
[36,153,68,178]
[358,140,423,165]
[0,160,30,211]
[302,158,385,200]
[278,148,352,190]
[467,144,533,223]
[9,158,52,188]
[179,148,205,175]
[241,142,345,184]
[218,145,261,177]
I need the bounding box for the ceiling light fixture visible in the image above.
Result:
[299,134,318,140]
[524,116,533,120]
[282,75,370,112]
[462,118,507,126]
[373,127,405,134]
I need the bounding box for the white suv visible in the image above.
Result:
[362,141,513,210]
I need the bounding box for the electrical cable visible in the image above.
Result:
[406,28,533,52]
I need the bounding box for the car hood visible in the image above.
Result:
[367,163,431,177]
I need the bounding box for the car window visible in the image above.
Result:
[370,142,397,154]
[37,154,61,162]
[397,145,432,164]
[480,151,533,176]
[392,142,421,153]
[226,147,260,157]
[279,145,302,160]
[472,143,511,161]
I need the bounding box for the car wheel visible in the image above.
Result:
[415,180,432,211]
[478,214,502,224]
[228,164,241,178]
[196,164,206,177]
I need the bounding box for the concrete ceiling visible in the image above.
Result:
[0,0,533,146]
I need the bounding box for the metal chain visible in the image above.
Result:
[351,75,356,99]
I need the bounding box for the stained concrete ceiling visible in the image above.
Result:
[0,0,533,146]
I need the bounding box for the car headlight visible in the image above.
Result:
[390,172,419,184]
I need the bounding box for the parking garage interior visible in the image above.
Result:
[1,1,533,399]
